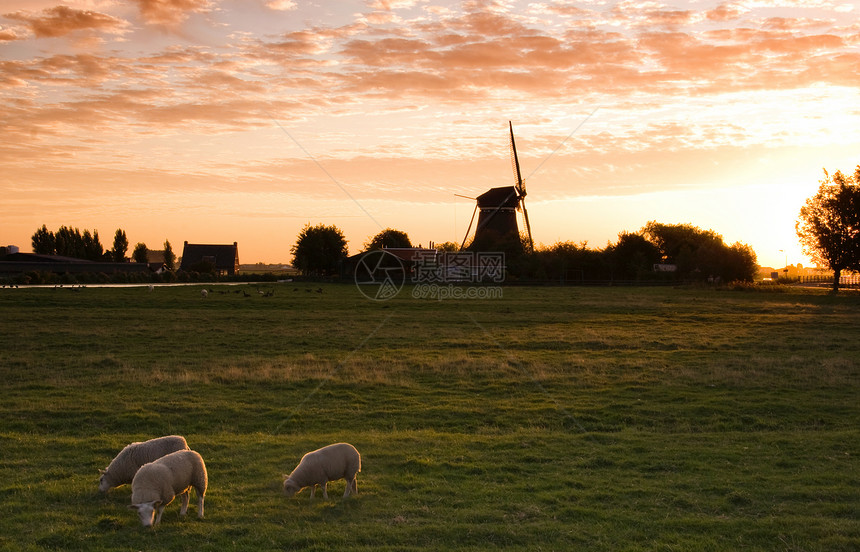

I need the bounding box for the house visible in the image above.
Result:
[179,242,240,276]
[145,250,168,273]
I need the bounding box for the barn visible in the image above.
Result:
[179,242,240,276]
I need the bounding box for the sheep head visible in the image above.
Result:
[129,501,162,527]
[283,479,300,497]
[97,470,110,493]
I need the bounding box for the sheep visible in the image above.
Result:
[99,435,190,493]
[201,289,208,298]
[129,449,208,527]
[283,443,361,499]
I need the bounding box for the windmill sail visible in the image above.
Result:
[510,121,524,194]
[510,122,534,251]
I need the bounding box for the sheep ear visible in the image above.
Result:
[128,504,139,511]
[98,469,106,475]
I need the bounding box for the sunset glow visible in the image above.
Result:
[2,0,859,268]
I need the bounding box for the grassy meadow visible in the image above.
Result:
[0,282,858,551]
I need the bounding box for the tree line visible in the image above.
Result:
[30,225,175,269]
[291,221,759,284]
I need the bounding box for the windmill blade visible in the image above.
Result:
[509,121,525,197]
[521,197,534,252]
[460,203,479,251]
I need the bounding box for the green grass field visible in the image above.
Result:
[0,283,858,551]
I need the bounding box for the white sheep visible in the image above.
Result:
[201,289,208,298]
[99,435,190,493]
[129,449,208,527]
[283,442,361,499]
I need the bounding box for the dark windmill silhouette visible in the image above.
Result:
[460,121,534,252]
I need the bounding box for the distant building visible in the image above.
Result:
[179,242,240,276]
[145,250,167,273]
[0,245,150,275]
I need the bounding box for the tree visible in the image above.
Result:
[363,228,412,251]
[132,243,148,264]
[607,231,661,280]
[55,226,83,258]
[82,229,104,261]
[30,225,103,260]
[163,240,176,271]
[796,167,860,292]
[291,223,349,276]
[723,242,758,283]
[32,225,55,254]
[111,229,129,262]
[641,221,757,282]
[435,241,460,252]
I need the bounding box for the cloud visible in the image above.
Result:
[2,5,127,39]
[131,0,212,27]
[706,2,746,22]
[367,0,423,9]
[265,0,297,11]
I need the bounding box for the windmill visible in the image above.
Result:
[460,121,534,252]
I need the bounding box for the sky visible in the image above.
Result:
[1,0,858,269]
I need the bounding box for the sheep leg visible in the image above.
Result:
[197,493,205,519]
[309,485,316,499]
[321,482,329,499]
[179,490,190,516]
[343,477,355,498]
[154,504,165,525]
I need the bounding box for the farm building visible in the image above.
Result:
[0,245,150,276]
[179,242,240,276]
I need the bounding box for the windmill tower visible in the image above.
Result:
[460,122,534,252]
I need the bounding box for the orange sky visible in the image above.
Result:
[2,0,859,268]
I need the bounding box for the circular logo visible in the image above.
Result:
[354,250,406,301]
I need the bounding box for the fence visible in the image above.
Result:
[797,274,860,287]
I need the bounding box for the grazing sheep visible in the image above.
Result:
[201,289,208,298]
[99,435,190,493]
[283,443,361,499]
[129,449,208,527]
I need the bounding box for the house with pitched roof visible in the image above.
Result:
[179,242,240,276]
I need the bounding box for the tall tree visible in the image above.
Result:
[31,225,55,254]
[55,226,85,258]
[291,223,349,276]
[132,242,148,264]
[363,228,412,251]
[111,229,129,263]
[163,240,176,270]
[796,167,860,292]
[82,229,104,261]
